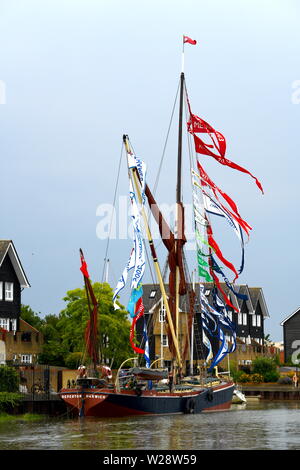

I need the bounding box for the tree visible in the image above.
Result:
[19,283,134,369]
[57,282,132,368]
[21,305,43,331]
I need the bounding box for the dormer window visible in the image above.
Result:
[159,305,166,322]
[149,290,156,298]
[0,282,2,300]
[5,282,13,301]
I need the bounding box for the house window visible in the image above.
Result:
[10,319,17,332]
[5,282,13,301]
[252,315,261,327]
[162,335,168,347]
[149,290,156,298]
[243,313,247,325]
[159,305,166,322]
[238,313,242,325]
[227,310,232,321]
[21,332,31,342]
[204,290,210,296]
[0,318,9,331]
[21,354,32,364]
[0,282,2,300]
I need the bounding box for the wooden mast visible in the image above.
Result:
[123,135,182,369]
[175,67,185,374]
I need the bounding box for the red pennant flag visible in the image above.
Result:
[80,250,90,279]
[196,160,252,236]
[184,35,197,45]
[188,114,226,157]
[129,297,146,355]
[189,112,263,194]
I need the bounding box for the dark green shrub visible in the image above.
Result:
[263,370,280,382]
[0,392,21,412]
[0,366,19,392]
[252,357,279,382]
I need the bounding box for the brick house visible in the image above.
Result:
[0,240,43,365]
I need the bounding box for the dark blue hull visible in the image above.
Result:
[60,382,234,417]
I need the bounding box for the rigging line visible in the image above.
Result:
[153,78,181,197]
[101,139,124,284]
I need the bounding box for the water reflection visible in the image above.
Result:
[0,402,300,450]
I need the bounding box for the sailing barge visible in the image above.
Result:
[60,36,262,417]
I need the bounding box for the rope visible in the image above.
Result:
[101,140,124,284]
[153,78,180,197]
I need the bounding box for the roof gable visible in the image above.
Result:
[141,282,268,317]
[280,307,300,326]
[0,240,30,288]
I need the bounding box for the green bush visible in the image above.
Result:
[263,370,280,382]
[229,361,242,382]
[238,373,251,383]
[252,357,279,382]
[0,392,21,412]
[0,366,19,392]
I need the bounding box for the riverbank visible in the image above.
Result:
[241,383,300,400]
[0,412,44,422]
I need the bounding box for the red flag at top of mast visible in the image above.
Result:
[183,35,197,45]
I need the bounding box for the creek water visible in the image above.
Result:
[0,401,299,450]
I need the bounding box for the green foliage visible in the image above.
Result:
[238,373,251,383]
[251,373,264,384]
[0,392,22,412]
[58,282,132,368]
[0,413,42,422]
[21,283,133,369]
[229,361,242,382]
[263,371,280,382]
[21,305,43,331]
[0,365,19,392]
[65,352,83,369]
[252,357,280,382]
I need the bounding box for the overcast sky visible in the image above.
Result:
[0,0,299,342]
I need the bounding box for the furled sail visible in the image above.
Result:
[79,249,99,366]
